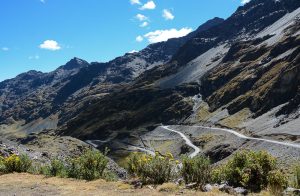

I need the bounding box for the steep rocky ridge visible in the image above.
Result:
[63,0,300,134]
[0,58,89,124]
[58,0,300,163]
[1,0,300,165]
[137,0,300,86]
[0,17,224,136]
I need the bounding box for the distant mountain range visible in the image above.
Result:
[0,16,224,128]
[1,0,300,162]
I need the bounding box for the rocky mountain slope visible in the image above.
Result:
[57,0,300,163]
[62,0,300,134]
[1,0,300,165]
[0,17,223,138]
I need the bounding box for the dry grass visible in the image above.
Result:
[219,108,252,128]
[0,173,232,196]
[157,183,179,192]
[196,134,215,144]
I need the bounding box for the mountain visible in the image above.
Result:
[0,17,224,137]
[1,0,300,165]
[0,58,89,123]
[57,0,300,163]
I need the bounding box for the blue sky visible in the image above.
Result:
[0,0,247,81]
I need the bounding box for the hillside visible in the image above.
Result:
[53,0,300,164]
[0,0,300,169]
[0,18,224,138]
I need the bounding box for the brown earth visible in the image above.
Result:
[0,173,232,196]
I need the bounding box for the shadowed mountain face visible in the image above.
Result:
[60,0,300,140]
[0,17,224,128]
[1,0,300,153]
[0,58,89,123]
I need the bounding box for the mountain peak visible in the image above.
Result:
[62,57,89,70]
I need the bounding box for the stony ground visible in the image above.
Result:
[0,173,232,196]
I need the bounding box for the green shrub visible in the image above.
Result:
[127,152,143,176]
[27,162,43,175]
[181,155,211,188]
[102,169,118,182]
[267,170,288,196]
[39,149,109,181]
[127,152,179,185]
[213,150,277,192]
[67,149,109,181]
[42,159,67,177]
[293,165,300,189]
[211,166,226,184]
[0,156,6,173]
[4,154,32,173]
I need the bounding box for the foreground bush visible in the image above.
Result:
[127,152,178,185]
[0,156,5,173]
[40,149,110,181]
[3,154,32,173]
[267,170,288,196]
[67,149,109,180]
[181,155,211,188]
[293,165,300,189]
[212,150,277,192]
[42,159,67,177]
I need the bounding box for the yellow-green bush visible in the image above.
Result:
[181,155,211,188]
[267,170,288,196]
[212,150,277,192]
[0,156,5,173]
[293,165,300,189]
[127,152,179,185]
[3,154,32,173]
[67,149,109,181]
[40,149,110,181]
[42,159,67,177]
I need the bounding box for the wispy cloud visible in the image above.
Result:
[1,47,9,51]
[162,9,175,20]
[39,40,61,51]
[28,55,40,60]
[136,14,148,21]
[128,50,138,53]
[140,1,156,10]
[241,0,251,4]
[136,35,144,42]
[40,0,46,3]
[130,0,141,5]
[143,28,193,43]
[140,21,149,27]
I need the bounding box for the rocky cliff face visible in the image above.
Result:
[0,18,224,134]
[60,0,300,141]
[1,0,300,165]
[0,58,89,123]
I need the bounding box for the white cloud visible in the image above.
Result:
[39,40,61,51]
[144,28,193,43]
[162,9,175,20]
[136,14,148,21]
[136,35,144,42]
[128,50,138,53]
[241,0,251,4]
[140,1,156,10]
[40,0,46,3]
[140,21,149,27]
[130,0,141,5]
[1,47,9,51]
[28,55,40,60]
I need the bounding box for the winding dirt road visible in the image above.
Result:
[161,126,200,158]
[160,125,300,158]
